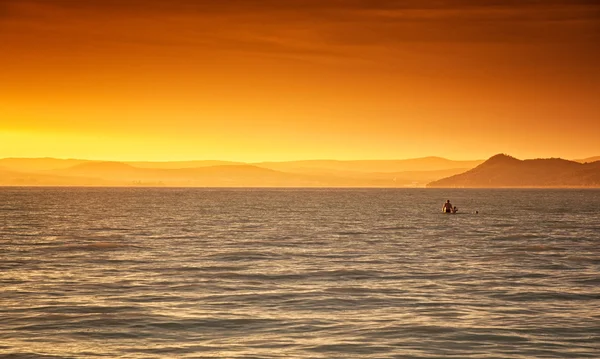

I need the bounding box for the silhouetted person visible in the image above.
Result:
[452,206,458,213]
[442,200,453,213]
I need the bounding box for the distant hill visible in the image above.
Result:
[4,155,598,188]
[0,169,112,186]
[43,162,392,187]
[49,162,290,185]
[575,156,600,164]
[0,157,482,173]
[0,158,90,172]
[0,161,461,187]
[52,161,141,179]
[254,157,484,173]
[331,168,472,186]
[126,160,244,169]
[0,156,485,187]
[0,158,244,172]
[427,154,600,188]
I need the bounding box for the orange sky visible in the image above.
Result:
[1,0,599,161]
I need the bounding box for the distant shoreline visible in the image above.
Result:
[1,185,599,189]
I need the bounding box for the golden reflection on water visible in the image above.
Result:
[1,188,599,358]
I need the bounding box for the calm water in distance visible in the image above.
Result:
[1,188,599,358]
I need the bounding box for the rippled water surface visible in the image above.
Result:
[1,188,599,358]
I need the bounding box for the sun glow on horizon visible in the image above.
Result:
[1,1,599,162]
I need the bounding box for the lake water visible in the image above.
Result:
[1,188,599,358]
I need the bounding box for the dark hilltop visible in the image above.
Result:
[427,154,600,188]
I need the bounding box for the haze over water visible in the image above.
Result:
[1,188,599,358]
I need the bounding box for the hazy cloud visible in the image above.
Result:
[3,0,600,18]
[1,0,598,66]
[3,0,598,40]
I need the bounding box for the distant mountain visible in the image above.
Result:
[19,155,599,187]
[0,158,90,172]
[575,156,600,164]
[43,162,391,187]
[0,156,486,187]
[0,157,482,173]
[427,154,600,188]
[50,162,286,184]
[0,168,112,186]
[52,161,141,179]
[5,155,598,188]
[254,157,484,173]
[331,168,472,185]
[0,157,244,172]
[125,160,244,169]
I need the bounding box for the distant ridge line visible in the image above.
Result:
[1,154,599,187]
[427,154,600,188]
